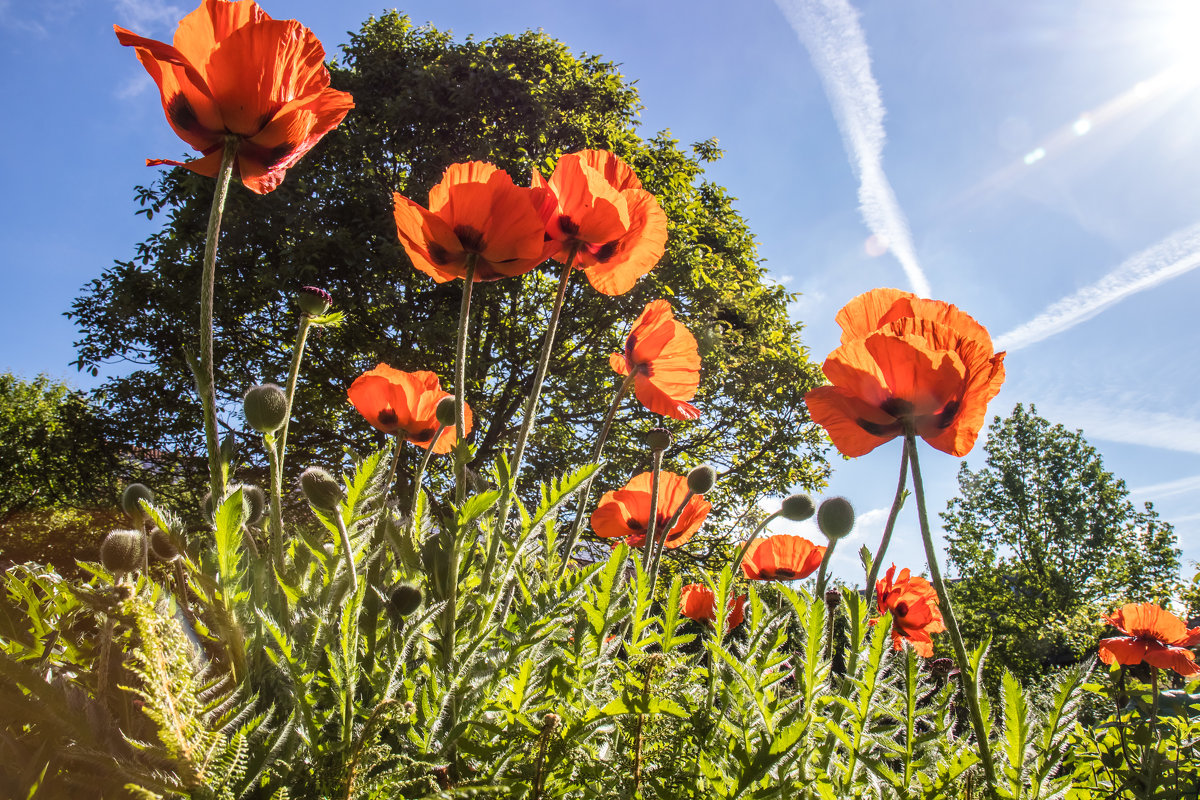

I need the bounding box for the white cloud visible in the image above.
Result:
[1130,474,1200,500]
[114,0,185,34]
[995,220,1200,352]
[1037,402,1200,455]
[116,73,152,100]
[772,0,931,298]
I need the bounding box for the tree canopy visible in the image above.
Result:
[943,403,1180,679]
[70,14,829,552]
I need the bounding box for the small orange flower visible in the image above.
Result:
[804,288,1006,457]
[740,535,825,581]
[532,149,668,295]
[680,583,746,632]
[393,162,549,283]
[1099,603,1200,677]
[608,300,701,421]
[876,565,946,657]
[591,471,711,549]
[115,0,354,194]
[347,364,470,454]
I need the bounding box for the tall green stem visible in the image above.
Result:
[864,443,910,593]
[264,433,285,568]
[639,450,665,574]
[409,426,444,520]
[453,258,477,507]
[730,510,784,575]
[197,136,239,505]
[813,539,838,597]
[646,490,695,601]
[269,314,313,543]
[906,431,997,792]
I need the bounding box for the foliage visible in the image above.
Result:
[69,14,829,550]
[943,404,1181,682]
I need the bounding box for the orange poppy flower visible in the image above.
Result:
[591,471,711,549]
[609,300,701,420]
[680,583,746,632]
[393,162,549,283]
[740,535,825,581]
[531,149,668,295]
[804,288,1006,457]
[875,565,946,657]
[347,364,471,454]
[115,0,354,195]
[1099,603,1200,677]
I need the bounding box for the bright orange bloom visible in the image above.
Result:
[609,300,701,420]
[115,0,353,195]
[680,583,746,632]
[591,471,711,549]
[532,149,668,295]
[740,535,825,582]
[875,565,946,657]
[1099,603,1200,677]
[347,364,471,454]
[804,288,1006,457]
[393,162,549,283]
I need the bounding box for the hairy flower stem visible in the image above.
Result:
[268,313,313,547]
[646,491,695,601]
[196,136,239,506]
[409,427,444,521]
[730,510,784,574]
[556,373,636,577]
[530,715,558,800]
[489,252,576,580]
[453,257,477,507]
[864,443,910,593]
[264,433,285,567]
[363,439,404,679]
[333,512,358,592]
[639,450,665,575]
[814,540,838,597]
[906,431,997,793]
[632,659,658,798]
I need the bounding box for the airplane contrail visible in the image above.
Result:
[996,221,1200,352]
[774,0,931,297]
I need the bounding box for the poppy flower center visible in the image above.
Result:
[378,407,399,428]
[895,601,909,617]
[773,567,797,579]
[454,225,486,253]
[557,216,580,236]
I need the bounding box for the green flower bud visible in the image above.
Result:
[779,493,816,522]
[243,383,288,434]
[101,529,145,575]
[389,583,423,618]
[686,464,716,495]
[817,496,855,540]
[240,485,267,526]
[435,395,456,427]
[149,529,181,562]
[298,285,333,316]
[300,467,344,513]
[646,427,672,452]
[121,483,155,522]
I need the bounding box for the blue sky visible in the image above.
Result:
[1,0,1198,586]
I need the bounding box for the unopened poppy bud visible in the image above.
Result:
[825,588,841,609]
[543,712,560,729]
[241,485,267,526]
[243,384,288,433]
[779,493,816,522]
[646,427,672,452]
[150,529,181,562]
[686,464,716,495]
[817,497,855,540]
[403,701,417,716]
[298,285,333,316]
[121,483,155,521]
[300,467,344,513]
[101,529,146,575]
[389,583,423,617]
[435,395,456,427]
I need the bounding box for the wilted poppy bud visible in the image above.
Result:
[686,464,716,495]
[389,583,423,618]
[149,529,181,562]
[121,483,155,521]
[779,493,816,522]
[240,485,267,526]
[101,529,146,575]
[817,497,855,540]
[646,427,672,452]
[243,384,288,433]
[298,285,333,316]
[825,588,842,609]
[300,467,344,513]
[543,712,561,729]
[435,395,456,427]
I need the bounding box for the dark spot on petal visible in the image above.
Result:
[261,142,294,169]
[558,216,580,236]
[881,398,914,419]
[935,400,961,429]
[378,408,399,428]
[167,93,200,133]
[895,601,909,618]
[454,225,485,253]
[773,567,798,580]
[592,240,620,263]
[410,427,436,443]
[857,418,903,437]
[627,519,644,531]
[428,241,452,266]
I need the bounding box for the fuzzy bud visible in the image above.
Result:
[543,712,561,729]
[243,384,288,434]
[824,588,842,609]
[686,464,716,495]
[817,497,855,540]
[300,467,345,513]
[121,483,155,522]
[646,427,672,452]
[435,395,456,427]
[389,583,423,618]
[779,493,816,522]
[298,285,333,316]
[101,529,146,575]
[241,485,267,526]
[149,529,181,562]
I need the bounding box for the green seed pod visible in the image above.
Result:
[298,285,333,316]
[149,529,181,562]
[243,383,288,434]
[779,493,816,522]
[101,529,146,575]
[817,496,855,540]
[389,583,423,618]
[241,485,267,526]
[435,395,456,427]
[646,427,672,452]
[686,464,716,495]
[300,467,344,513]
[121,483,155,522]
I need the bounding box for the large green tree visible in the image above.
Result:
[943,404,1180,679]
[70,14,828,552]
